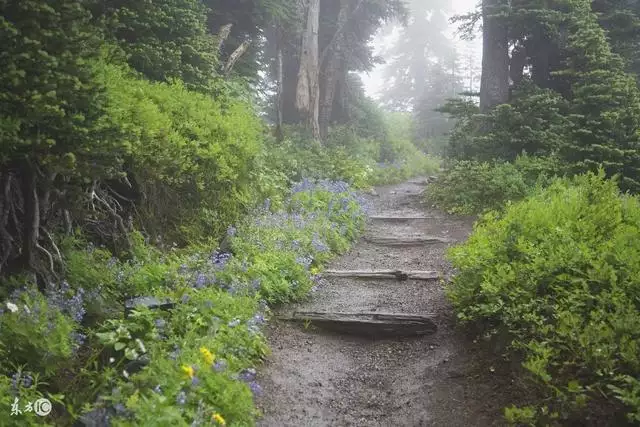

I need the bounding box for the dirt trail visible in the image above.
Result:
[256,180,519,427]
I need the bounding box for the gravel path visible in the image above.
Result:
[256,180,520,427]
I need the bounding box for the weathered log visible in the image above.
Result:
[322,269,440,281]
[368,215,436,221]
[125,296,175,317]
[408,178,429,185]
[364,236,452,246]
[278,311,437,337]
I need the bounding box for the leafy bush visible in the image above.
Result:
[99,62,266,244]
[447,171,640,424]
[370,152,441,186]
[426,156,559,215]
[263,131,374,189]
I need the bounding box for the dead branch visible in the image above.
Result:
[41,227,63,265]
[36,241,55,274]
[217,23,233,53]
[89,181,132,249]
[223,41,250,76]
[63,209,72,235]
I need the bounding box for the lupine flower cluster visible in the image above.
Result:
[10,372,33,390]
[44,281,86,323]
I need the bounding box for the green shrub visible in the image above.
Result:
[427,156,558,215]
[0,288,80,377]
[262,132,374,189]
[447,171,640,424]
[99,63,265,244]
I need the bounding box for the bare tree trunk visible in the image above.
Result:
[319,0,350,139]
[19,162,39,272]
[319,55,342,139]
[295,0,321,139]
[531,36,551,89]
[275,43,284,141]
[479,0,509,111]
[510,44,527,88]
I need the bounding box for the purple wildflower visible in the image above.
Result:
[311,234,329,253]
[249,381,262,396]
[210,251,232,269]
[295,255,312,270]
[227,226,236,237]
[213,360,227,372]
[169,345,180,360]
[114,403,127,415]
[22,374,33,388]
[194,273,208,289]
[239,368,256,382]
[154,318,166,330]
[10,373,19,390]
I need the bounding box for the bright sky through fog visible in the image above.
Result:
[360,0,481,100]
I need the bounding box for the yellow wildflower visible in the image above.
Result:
[200,347,215,365]
[212,413,226,425]
[310,267,320,275]
[181,364,195,379]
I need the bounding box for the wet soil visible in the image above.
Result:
[256,180,523,427]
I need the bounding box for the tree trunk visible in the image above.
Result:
[19,162,39,272]
[479,0,510,111]
[319,0,350,139]
[295,0,321,139]
[319,55,342,139]
[510,44,527,88]
[529,27,551,89]
[282,49,301,124]
[275,36,284,141]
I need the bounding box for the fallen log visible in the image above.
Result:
[322,269,440,281]
[278,311,437,337]
[368,215,435,221]
[408,178,429,185]
[364,236,452,246]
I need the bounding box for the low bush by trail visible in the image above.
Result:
[447,171,640,424]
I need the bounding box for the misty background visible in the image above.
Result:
[360,0,482,102]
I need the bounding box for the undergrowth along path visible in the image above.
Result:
[257,180,521,426]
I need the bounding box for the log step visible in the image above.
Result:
[278,311,437,337]
[368,215,436,221]
[322,269,440,281]
[364,236,452,246]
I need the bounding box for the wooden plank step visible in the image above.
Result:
[368,215,436,221]
[322,269,440,281]
[278,311,437,337]
[364,236,452,246]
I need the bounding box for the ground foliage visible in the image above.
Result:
[0,0,437,425]
[447,172,640,425]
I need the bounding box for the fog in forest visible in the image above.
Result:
[361,0,482,102]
